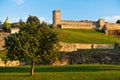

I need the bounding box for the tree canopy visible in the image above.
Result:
[27,15,40,27]
[2,17,11,32]
[11,19,26,28]
[116,20,120,24]
[5,16,58,76]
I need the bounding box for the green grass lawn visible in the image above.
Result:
[0,64,120,80]
[58,29,120,44]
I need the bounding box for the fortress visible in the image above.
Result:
[53,10,120,36]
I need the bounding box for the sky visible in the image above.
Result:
[0,0,120,24]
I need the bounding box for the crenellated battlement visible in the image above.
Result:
[61,20,92,23]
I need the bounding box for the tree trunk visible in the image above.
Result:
[30,61,35,76]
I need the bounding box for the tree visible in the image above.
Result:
[19,19,26,28]
[27,15,40,27]
[11,19,26,28]
[5,16,58,76]
[116,20,120,24]
[0,20,2,25]
[0,20,2,28]
[2,17,11,32]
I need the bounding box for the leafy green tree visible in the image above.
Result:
[19,19,26,28]
[27,15,40,27]
[116,20,120,24]
[11,19,26,28]
[2,17,11,32]
[0,20,2,28]
[5,16,58,76]
[0,20,2,25]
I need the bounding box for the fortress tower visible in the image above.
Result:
[98,19,105,29]
[53,10,61,27]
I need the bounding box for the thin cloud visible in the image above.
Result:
[39,16,52,24]
[6,16,52,24]
[104,16,120,23]
[12,0,25,5]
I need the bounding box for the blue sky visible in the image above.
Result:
[0,0,120,23]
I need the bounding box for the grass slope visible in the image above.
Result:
[58,29,120,44]
[0,64,120,80]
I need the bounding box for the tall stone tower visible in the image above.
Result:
[53,10,61,27]
[98,19,105,29]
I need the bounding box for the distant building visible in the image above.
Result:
[10,28,20,34]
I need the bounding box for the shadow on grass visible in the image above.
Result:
[0,74,30,77]
[0,65,120,73]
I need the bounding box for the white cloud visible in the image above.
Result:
[10,16,28,23]
[104,16,120,23]
[7,16,52,24]
[39,16,52,24]
[12,0,25,5]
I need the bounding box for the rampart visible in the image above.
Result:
[53,10,96,29]
[105,23,120,30]
[53,10,120,36]
[102,23,120,35]
[61,20,94,29]
[59,42,114,52]
[54,49,120,65]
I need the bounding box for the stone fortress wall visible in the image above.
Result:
[61,20,94,29]
[0,32,10,50]
[53,10,95,29]
[59,42,114,52]
[53,10,120,36]
[106,23,120,30]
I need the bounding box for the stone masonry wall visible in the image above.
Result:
[105,23,120,30]
[61,20,94,29]
[59,42,114,52]
[0,58,20,67]
[0,32,10,50]
[53,49,120,65]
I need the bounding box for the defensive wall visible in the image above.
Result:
[53,10,95,29]
[59,42,114,52]
[100,21,120,35]
[105,23,120,30]
[53,49,120,65]
[61,20,94,29]
[53,10,120,36]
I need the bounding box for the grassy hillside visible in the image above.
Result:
[58,29,120,44]
[0,64,120,80]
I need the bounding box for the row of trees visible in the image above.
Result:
[5,16,59,76]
